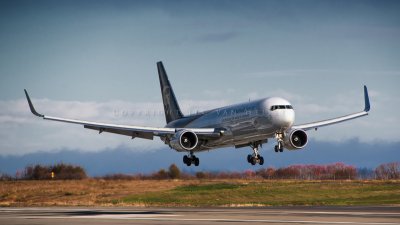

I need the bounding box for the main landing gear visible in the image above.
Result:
[247,142,264,166]
[274,133,284,153]
[183,152,199,167]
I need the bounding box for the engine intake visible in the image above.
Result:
[283,129,308,150]
[169,130,199,151]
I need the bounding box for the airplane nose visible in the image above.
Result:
[274,110,295,129]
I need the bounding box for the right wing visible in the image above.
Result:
[24,90,219,140]
[292,85,370,131]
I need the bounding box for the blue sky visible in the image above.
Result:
[0,1,399,171]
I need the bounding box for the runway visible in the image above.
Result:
[1,206,399,225]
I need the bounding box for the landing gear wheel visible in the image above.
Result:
[183,154,200,166]
[183,155,189,164]
[275,141,284,152]
[251,157,257,165]
[247,154,252,163]
[247,141,266,165]
[259,156,264,165]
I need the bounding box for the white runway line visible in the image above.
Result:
[2,208,399,225]
[257,210,400,216]
[19,216,400,225]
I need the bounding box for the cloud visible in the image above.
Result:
[1,87,398,156]
[0,97,231,155]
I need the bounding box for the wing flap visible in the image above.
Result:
[84,125,154,140]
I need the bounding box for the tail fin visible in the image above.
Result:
[157,61,184,123]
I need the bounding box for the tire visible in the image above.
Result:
[194,157,200,166]
[183,155,189,164]
[251,157,257,165]
[247,154,252,163]
[274,145,278,152]
[186,161,191,166]
[279,148,283,152]
[259,156,264,165]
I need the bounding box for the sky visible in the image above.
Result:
[0,0,399,173]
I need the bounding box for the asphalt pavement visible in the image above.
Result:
[1,206,399,225]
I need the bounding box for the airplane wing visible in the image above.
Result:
[292,85,370,131]
[24,90,218,140]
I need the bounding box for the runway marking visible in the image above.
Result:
[255,211,400,216]
[2,208,399,225]
[2,208,398,216]
[18,216,400,225]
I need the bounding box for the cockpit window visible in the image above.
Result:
[270,105,293,111]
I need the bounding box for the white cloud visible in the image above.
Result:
[0,87,398,155]
[0,98,230,155]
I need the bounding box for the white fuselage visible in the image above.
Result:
[165,97,295,151]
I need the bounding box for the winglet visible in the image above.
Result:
[364,85,370,112]
[24,89,44,117]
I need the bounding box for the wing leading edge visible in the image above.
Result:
[24,90,217,140]
[292,85,370,131]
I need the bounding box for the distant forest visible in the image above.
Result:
[1,162,399,181]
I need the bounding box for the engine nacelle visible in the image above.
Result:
[169,130,199,151]
[283,129,308,150]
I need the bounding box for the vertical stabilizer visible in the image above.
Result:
[157,61,184,123]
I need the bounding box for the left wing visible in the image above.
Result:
[24,90,218,140]
[292,85,370,131]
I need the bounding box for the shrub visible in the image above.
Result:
[168,164,181,179]
[23,163,87,180]
[375,162,400,180]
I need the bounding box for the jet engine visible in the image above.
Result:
[169,130,199,151]
[283,129,308,150]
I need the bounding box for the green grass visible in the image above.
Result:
[122,180,400,207]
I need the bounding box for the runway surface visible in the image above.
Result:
[1,206,399,225]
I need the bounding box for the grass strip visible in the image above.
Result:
[122,180,400,206]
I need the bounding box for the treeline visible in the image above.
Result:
[99,162,399,181]
[2,163,87,180]
[0,162,399,181]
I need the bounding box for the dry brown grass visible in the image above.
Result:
[1,179,398,207]
[0,179,206,206]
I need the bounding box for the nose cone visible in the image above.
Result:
[274,109,295,129]
[263,97,295,130]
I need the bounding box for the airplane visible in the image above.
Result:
[24,61,371,167]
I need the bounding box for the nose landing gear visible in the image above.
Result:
[247,142,264,165]
[274,141,284,152]
[274,132,284,153]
